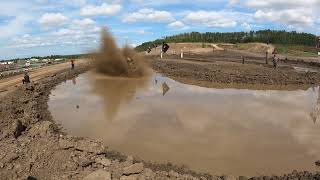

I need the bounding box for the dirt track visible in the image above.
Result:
[0,60,88,95]
[1,55,320,179]
[151,55,320,90]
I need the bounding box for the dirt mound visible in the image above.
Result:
[145,42,276,56]
[146,43,217,55]
[210,44,224,51]
[231,43,274,54]
[92,29,150,78]
[245,43,274,54]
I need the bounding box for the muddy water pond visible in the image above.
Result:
[49,72,320,176]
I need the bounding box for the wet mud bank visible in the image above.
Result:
[151,58,320,89]
[1,61,320,179]
[0,63,210,179]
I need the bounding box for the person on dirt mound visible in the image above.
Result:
[162,42,170,53]
[22,72,30,84]
[272,54,277,68]
[70,59,75,70]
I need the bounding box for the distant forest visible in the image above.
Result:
[135,30,318,52]
[6,53,91,62]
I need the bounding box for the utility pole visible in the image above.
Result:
[180,49,184,59]
[317,36,320,64]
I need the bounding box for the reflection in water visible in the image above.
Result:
[49,73,320,176]
[90,73,150,121]
[162,82,170,96]
[310,87,320,124]
[294,66,319,73]
[72,77,76,85]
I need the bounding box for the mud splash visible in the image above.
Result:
[89,29,152,120]
[92,29,150,77]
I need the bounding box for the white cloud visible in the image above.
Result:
[73,18,96,28]
[0,15,31,39]
[53,28,77,37]
[51,18,100,43]
[137,29,148,35]
[10,34,51,48]
[11,16,101,50]
[67,0,87,6]
[245,0,319,10]
[184,11,237,28]
[80,3,122,16]
[128,0,223,7]
[244,0,319,29]
[254,9,314,27]
[168,21,186,29]
[241,22,251,31]
[2,0,320,59]
[122,8,174,23]
[228,0,239,6]
[38,13,69,28]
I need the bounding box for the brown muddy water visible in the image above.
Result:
[48,72,320,176]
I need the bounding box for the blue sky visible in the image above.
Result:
[0,0,319,59]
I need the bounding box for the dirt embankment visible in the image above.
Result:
[0,63,212,180]
[0,60,320,179]
[151,58,320,90]
[146,42,274,56]
[1,32,320,179]
[0,61,319,180]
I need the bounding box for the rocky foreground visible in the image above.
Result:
[0,62,320,179]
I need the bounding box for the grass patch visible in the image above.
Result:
[274,44,318,57]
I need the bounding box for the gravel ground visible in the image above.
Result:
[0,60,320,179]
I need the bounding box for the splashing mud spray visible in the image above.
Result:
[91,29,152,120]
[92,29,151,77]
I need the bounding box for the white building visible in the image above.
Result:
[30,58,39,62]
[25,61,30,67]
[0,61,14,65]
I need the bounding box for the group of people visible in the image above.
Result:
[22,59,76,85]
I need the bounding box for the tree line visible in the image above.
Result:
[135,30,318,52]
[29,54,91,60]
[5,53,92,62]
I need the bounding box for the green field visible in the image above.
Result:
[274,44,318,57]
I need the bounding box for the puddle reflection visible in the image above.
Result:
[90,73,150,121]
[310,87,320,124]
[162,82,170,96]
[49,72,320,176]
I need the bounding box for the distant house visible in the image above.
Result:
[54,58,64,62]
[25,61,30,68]
[0,61,14,65]
[0,61,16,72]
[30,58,39,62]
